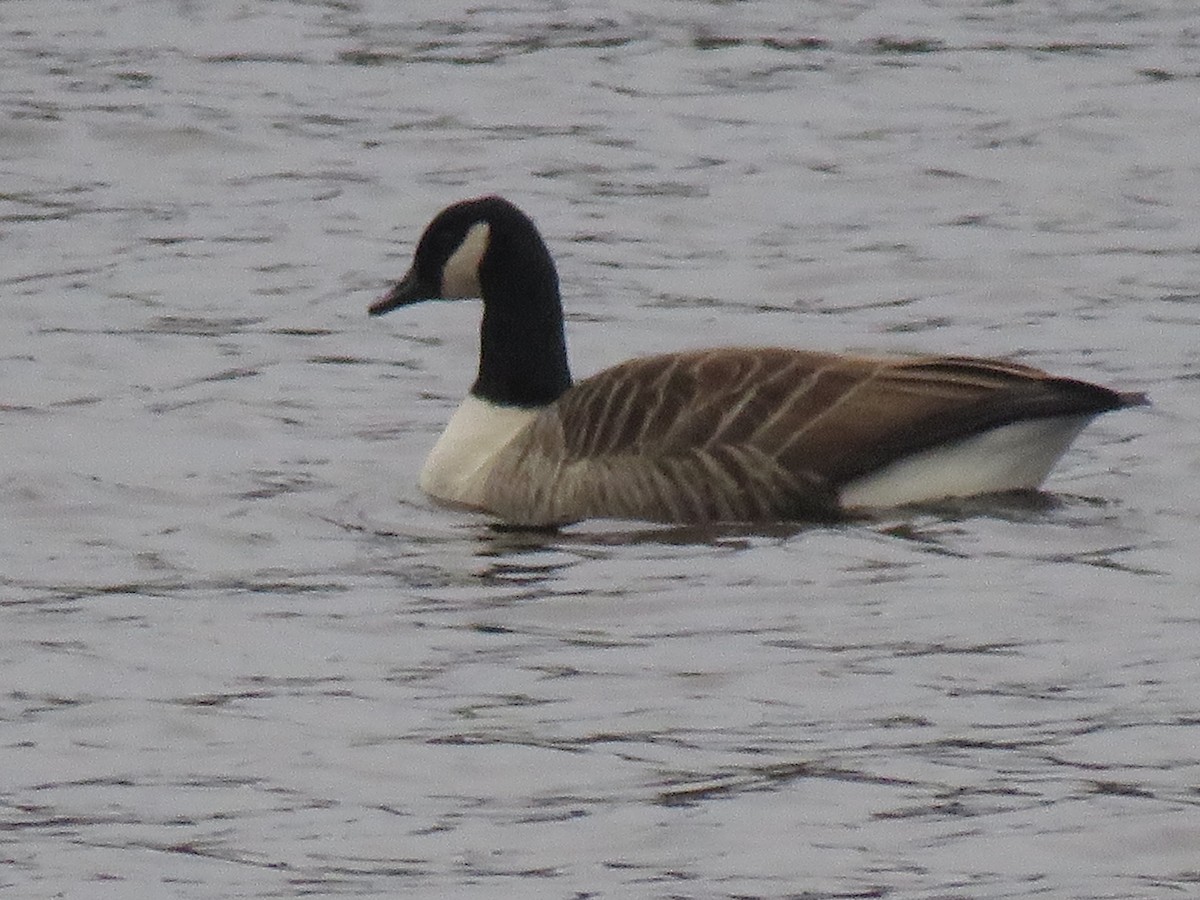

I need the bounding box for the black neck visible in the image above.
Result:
[471,222,573,408]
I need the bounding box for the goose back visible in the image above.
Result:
[471,347,1133,526]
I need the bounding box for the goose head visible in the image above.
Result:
[369,196,572,408]
[369,195,557,314]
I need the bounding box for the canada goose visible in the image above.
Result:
[369,196,1145,527]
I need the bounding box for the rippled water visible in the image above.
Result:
[3,1,1198,897]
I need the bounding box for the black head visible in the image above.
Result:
[369,195,571,407]
[369,196,547,316]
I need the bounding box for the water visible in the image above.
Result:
[2,1,1198,897]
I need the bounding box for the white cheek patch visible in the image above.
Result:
[440,221,490,298]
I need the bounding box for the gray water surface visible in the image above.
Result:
[3,2,1198,898]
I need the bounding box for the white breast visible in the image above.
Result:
[419,395,539,507]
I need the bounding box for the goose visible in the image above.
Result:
[369,196,1145,527]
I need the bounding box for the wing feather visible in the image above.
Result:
[480,348,1131,525]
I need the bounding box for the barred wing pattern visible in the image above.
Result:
[480,348,1127,526]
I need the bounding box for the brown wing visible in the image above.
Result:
[484,348,1131,525]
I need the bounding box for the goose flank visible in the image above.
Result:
[369,196,1146,527]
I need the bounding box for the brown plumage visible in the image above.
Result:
[477,348,1139,525]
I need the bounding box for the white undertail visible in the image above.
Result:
[839,415,1092,509]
